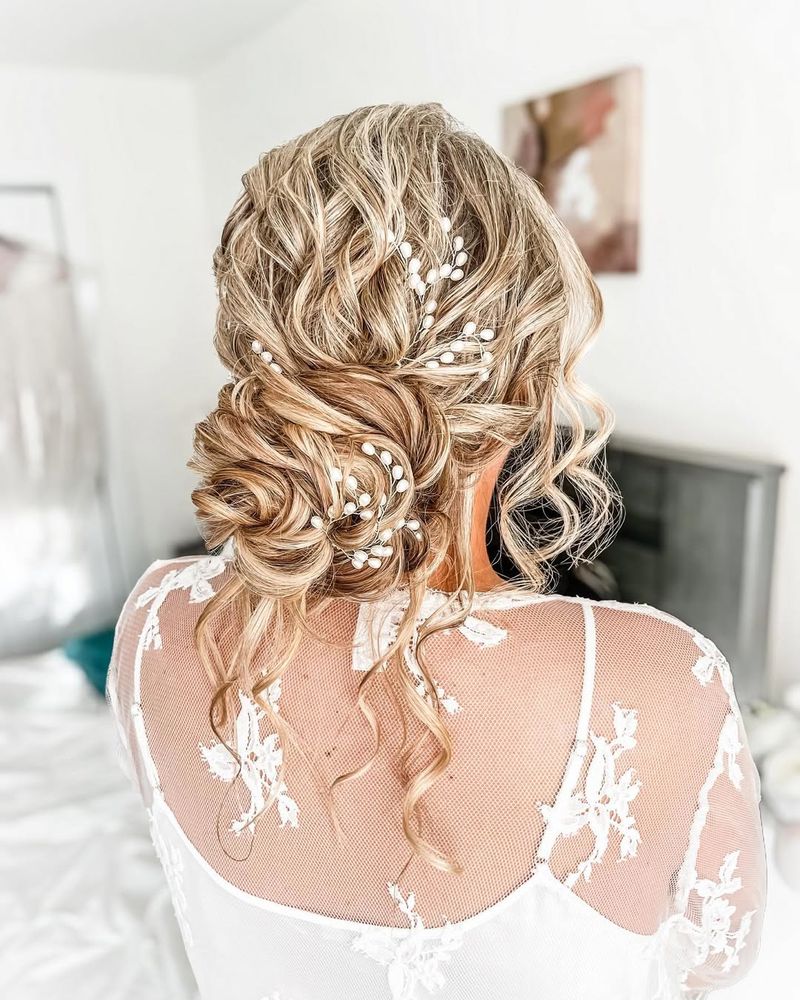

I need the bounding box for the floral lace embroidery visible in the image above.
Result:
[135,555,229,652]
[661,634,753,997]
[654,852,755,998]
[693,851,755,973]
[149,811,193,949]
[352,883,463,1000]
[541,703,642,887]
[691,633,730,687]
[200,684,299,834]
[353,590,508,715]
[691,632,742,728]
[674,707,747,911]
[718,713,744,789]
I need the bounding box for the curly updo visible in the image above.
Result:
[190,103,616,868]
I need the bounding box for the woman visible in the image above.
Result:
[108,104,764,999]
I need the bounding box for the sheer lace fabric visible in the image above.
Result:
[108,555,765,1000]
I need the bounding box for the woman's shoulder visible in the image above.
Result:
[129,551,232,597]
[482,589,730,677]
[487,590,741,737]
[110,553,233,684]
[118,551,233,624]
[583,596,736,698]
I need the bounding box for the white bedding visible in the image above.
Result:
[0,652,197,1000]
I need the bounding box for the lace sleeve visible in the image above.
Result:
[105,559,176,805]
[105,582,139,784]
[664,635,766,994]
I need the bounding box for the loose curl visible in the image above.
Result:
[190,103,619,872]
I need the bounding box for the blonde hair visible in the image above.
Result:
[190,103,617,871]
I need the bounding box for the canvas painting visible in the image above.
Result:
[503,67,642,273]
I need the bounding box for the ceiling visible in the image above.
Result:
[0,0,296,75]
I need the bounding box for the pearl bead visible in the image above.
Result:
[409,257,421,273]
[345,474,358,490]
[440,351,455,364]
[479,328,495,341]
[455,251,468,266]
[330,467,343,482]
[370,545,384,556]
[483,351,494,363]
[361,442,376,455]
[351,559,365,569]
[450,340,464,351]
[343,501,357,515]
[358,492,371,506]
[260,350,273,362]
[310,515,324,529]
[327,505,335,517]
[480,369,490,381]
[354,550,369,562]
[414,531,423,540]
[453,235,464,251]
[367,557,382,569]
[425,360,440,369]
[359,510,374,521]
[252,340,262,353]
[399,241,412,258]
[269,362,282,373]
[424,299,438,314]
[396,479,410,492]
[422,315,434,329]
[406,519,420,530]
[379,528,393,542]
[392,465,404,480]
[426,268,438,284]
[440,216,452,232]
[450,268,464,281]
[439,262,453,277]
[463,321,477,336]
[379,450,392,465]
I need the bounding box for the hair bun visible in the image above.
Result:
[190,373,451,600]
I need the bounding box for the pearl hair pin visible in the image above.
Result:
[389,216,469,316]
[424,321,495,382]
[309,441,423,570]
[389,216,497,383]
[250,339,282,374]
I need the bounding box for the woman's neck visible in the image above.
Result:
[428,449,509,593]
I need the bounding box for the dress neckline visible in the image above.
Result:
[374,582,550,614]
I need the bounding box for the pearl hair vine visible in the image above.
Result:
[389,215,497,383]
[245,214,497,386]
[309,441,423,571]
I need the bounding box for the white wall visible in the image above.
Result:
[192,0,800,693]
[0,66,218,586]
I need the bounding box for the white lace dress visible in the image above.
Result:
[108,555,765,1000]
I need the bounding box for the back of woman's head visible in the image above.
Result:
[190,103,616,866]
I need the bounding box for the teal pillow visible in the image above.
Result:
[63,628,116,696]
